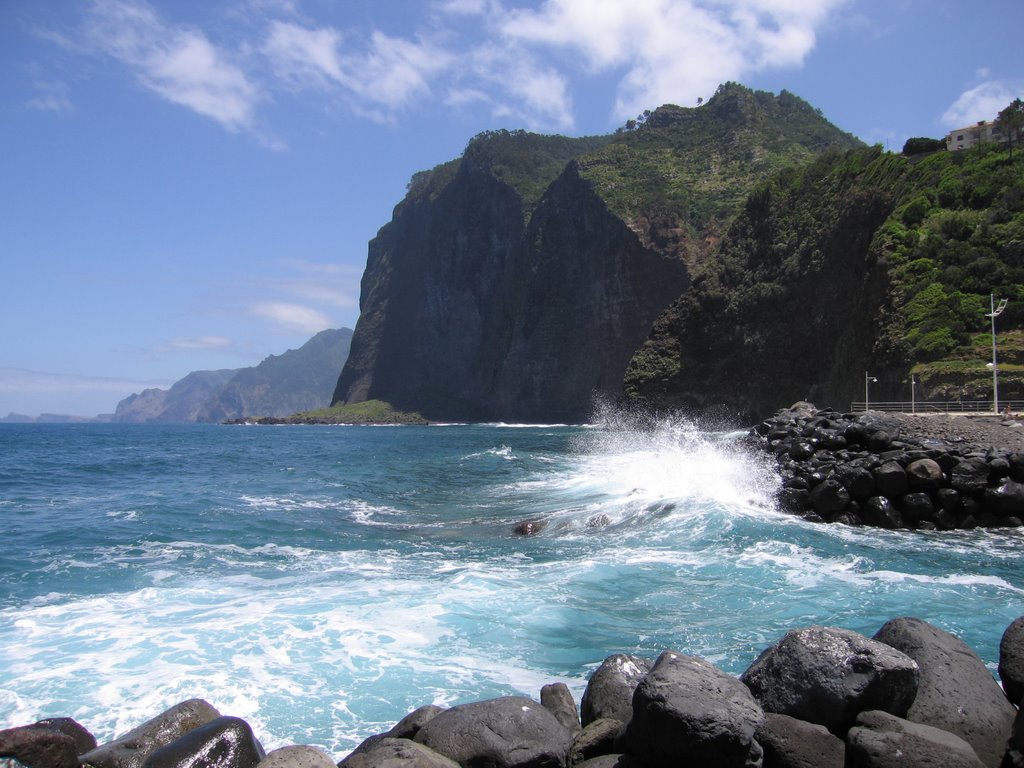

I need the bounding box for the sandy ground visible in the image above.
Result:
[887,412,1024,454]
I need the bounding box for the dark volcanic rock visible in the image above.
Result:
[80,699,221,768]
[1005,705,1024,768]
[985,479,1024,517]
[873,617,1016,768]
[872,461,909,499]
[0,720,85,768]
[142,716,265,768]
[755,712,843,768]
[809,478,850,515]
[383,706,446,741]
[568,719,622,766]
[339,738,459,768]
[740,625,918,735]
[414,696,573,768]
[580,655,651,727]
[621,650,764,767]
[540,683,581,735]
[846,710,985,768]
[1000,616,1024,705]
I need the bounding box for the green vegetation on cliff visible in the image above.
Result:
[579,84,860,239]
[624,119,1024,416]
[267,400,427,425]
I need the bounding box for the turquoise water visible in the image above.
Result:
[1,417,1022,756]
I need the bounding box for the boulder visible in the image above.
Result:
[901,492,935,526]
[541,683,581,735]
[872,462,908,499]
[80,699,222,768]
[984,479,1024,517]
[845,710,985,768]
[862,496,903,529]
[809,479,850,515]
[873,617,1016,768]
[580,655,651,727]
[740,625,918,735]
[951,458,991,495]
[906,459,943,492]
[0,720,89,768]
[1004,705,1024,768]
[34,718,97,756]
[834,464,875,500]
[999,616,1024,705]
[574,757,644,768]
[755,712,843,768]
[142,716,265,768]
[256,745,336,768]
[339,738,459,768]
[620,650,764,767]
[383,706,446,740]
[414,696,572,768]
[568,719,622,766]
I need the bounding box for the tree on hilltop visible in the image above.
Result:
[997,98,1024,159]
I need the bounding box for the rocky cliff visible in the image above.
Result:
[334,84,861,422]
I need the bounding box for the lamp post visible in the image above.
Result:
[911,375,916,414]
[865,372,878,412]
[986,294,1008,414]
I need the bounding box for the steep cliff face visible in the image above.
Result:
[333,155,690,422]
[334,84,863,422]
[491,164,689,421]
[333,159,529,420]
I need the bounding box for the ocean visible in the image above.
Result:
[1,415,1022,757]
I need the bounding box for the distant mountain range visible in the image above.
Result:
[111,328,353,423]
[1,328,353,425]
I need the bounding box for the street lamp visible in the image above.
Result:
[986,294,1008,414]
[865,372,878,412]
[911,375,916,414]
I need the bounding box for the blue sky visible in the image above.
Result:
[2,0,1022,417]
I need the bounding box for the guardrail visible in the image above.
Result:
[849,400,1024,414]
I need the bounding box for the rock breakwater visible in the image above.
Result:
[751,402,1024,530]
[3,616,1022,768]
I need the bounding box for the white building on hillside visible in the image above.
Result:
[945,119,1004,151]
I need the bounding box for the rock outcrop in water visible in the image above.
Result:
[753,402,1024,530]
[5,616,1021,768]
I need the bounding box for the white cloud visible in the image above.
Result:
[252,302,332,334]
[26,80,74,113]
[942,80,1024,128]
[84,0,261,133]
[501,0,843,120]
[263,20,453,118]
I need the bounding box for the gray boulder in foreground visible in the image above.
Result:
[755,712,843,768]
[541,682,582,735]
[874,617,1016,768]
[414,696,572,768]
[740,626,919,735]
[845,710,985,768]
[80,699,222,768]
[1000,616,1024,705]
[620,650,764,768]
[579,655,651,727]
[339,737,459,768]
[142,715,265,768]
[256,745,336,768]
